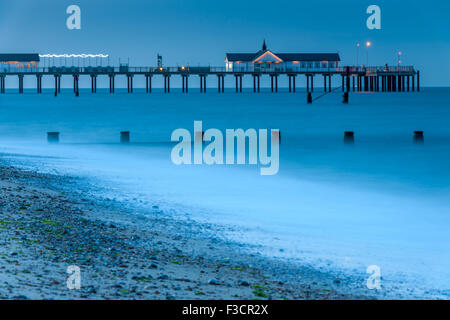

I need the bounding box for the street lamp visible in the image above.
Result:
[356,43,360,67]
[398,51,402,68]
[366,41,371,66]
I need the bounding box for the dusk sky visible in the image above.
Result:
[1,0,449,86]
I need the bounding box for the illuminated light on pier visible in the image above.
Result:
[39,54,109,58]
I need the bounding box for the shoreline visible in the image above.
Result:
[0,162,380,300]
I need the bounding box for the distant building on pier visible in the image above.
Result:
[0,54,40,71]
[225,41,340,72]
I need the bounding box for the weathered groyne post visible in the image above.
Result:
[344,131,354,144]
[47,132,60,144]
[414,131,424,144]
[120,131,130,144]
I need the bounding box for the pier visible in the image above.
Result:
[0,65,419,95]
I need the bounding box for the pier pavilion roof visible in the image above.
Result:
[225,51,340,63]
[0,54,40,62]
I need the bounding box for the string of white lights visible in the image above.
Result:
[39,54,109,58]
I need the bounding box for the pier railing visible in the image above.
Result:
[0,65,416,75]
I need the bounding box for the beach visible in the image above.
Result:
[0,163,377,300]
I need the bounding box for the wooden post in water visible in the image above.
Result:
[47,132,60,144]
[413,131,424,144]
[344,131,354,144]
[343,92,349,104]
[120,131,130,144]
[307,92,312,104]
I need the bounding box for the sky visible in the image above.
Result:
[1,0,450,86]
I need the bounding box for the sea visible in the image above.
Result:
[1,85,449,299]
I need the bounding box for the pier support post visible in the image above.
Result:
[306,75,310,93]
[328,75,332,92]
[182,75,186,93]
[341,75,344,91]
[54,75,58,96]
[91,75,98,93]
[18,75,24,94]
[109,75,114,93]
[164,75,170,93]
[417,71,420,92]
[412,75,415,92]
[73,75,79,96]
[36,75,42,94]
[253,75,257,93]
[275,75,278,92]
[307,92,312,104]
[145,75,152,93]
[287,75,295,93]
[323,75,327,92]
[407,76,410,92]
[127,75,133,93]
[0,75,5,94]
[199,75,207,93]
[343,91,349,104]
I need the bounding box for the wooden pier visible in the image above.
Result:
[0,65,419,95]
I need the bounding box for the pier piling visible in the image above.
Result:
[343,92,349,104]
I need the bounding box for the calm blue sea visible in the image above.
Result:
[1,87,449,298]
